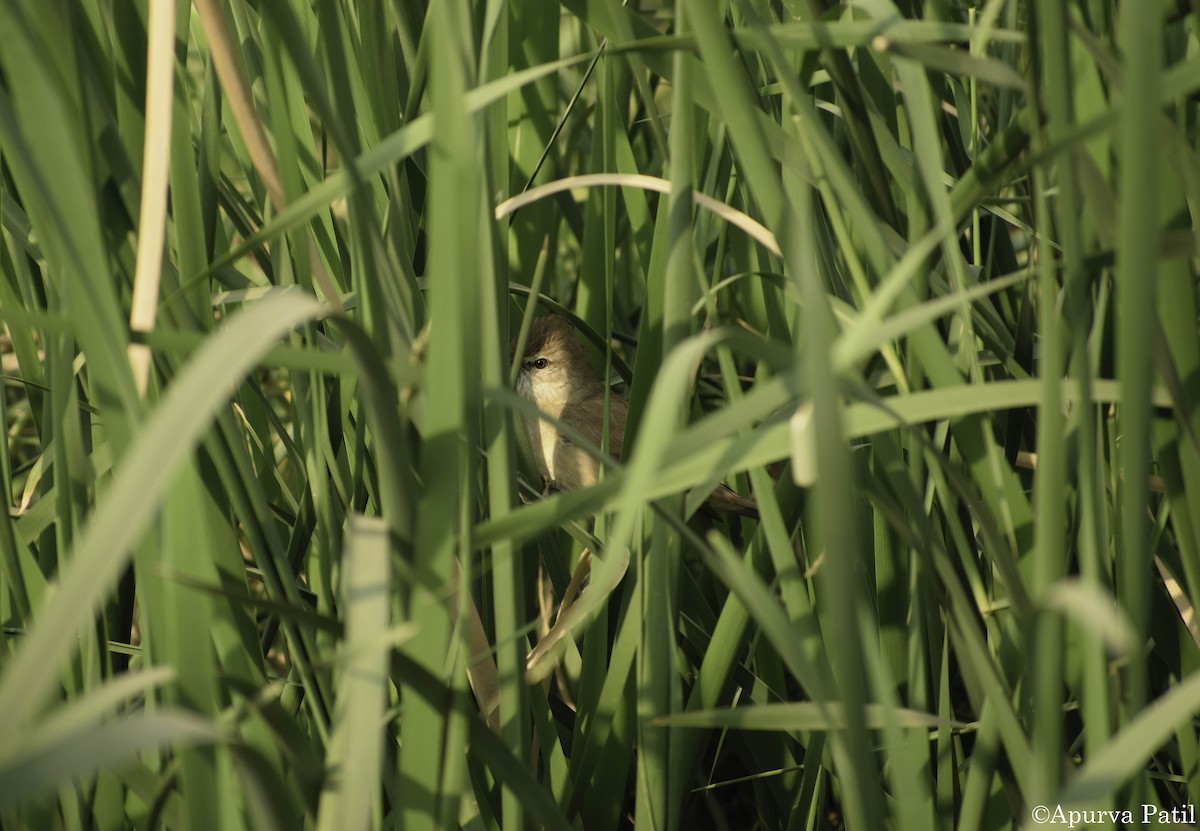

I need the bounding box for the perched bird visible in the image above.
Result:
[513,316,758,519]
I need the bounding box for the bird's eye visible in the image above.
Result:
[533,358,548,369]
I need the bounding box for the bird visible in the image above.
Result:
[513,315,758,519]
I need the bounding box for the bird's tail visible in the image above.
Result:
[704,483,759,520]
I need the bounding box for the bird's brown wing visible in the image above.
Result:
[564,390,758,518]
[561,389,628,461]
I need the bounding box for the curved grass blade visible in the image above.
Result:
[0,290,331,743]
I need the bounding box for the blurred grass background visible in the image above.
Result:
[2,0,1200,828]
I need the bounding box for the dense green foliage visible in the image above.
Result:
[2,0,1200,828]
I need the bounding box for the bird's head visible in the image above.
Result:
[513,317,595,409]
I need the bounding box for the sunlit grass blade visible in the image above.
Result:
[316,515,391,831]
[0,291,328,742]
